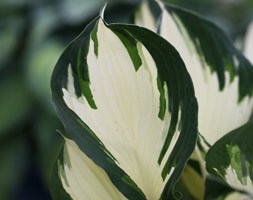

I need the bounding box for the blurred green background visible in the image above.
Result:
[0,0,252,199]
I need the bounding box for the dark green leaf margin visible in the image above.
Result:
[162,3,253,102]
[205,121,253,198]
[51,14,198,199]
[109,23,198,199]
[51,16,146,200]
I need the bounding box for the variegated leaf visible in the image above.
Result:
[135,0,253,149]
[206,121,253,199]
[134,1,253,198]
[50,11,198,200]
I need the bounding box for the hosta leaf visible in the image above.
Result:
[205,121,253,199]
[135,0,253,148]
[135,2,253,198]
[51,11,198,200]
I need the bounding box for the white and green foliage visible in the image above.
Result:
[206,122,253,199]
[50,1,253,199]
[135,0,253,149]
[135,0,253,198]
[50,9,198,200]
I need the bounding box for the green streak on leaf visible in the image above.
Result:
[80,79,97,109]
[114,31,142,71]
[77,49,97,109]
[51,14,198,199]
[166,5,253,101]
[51,17,147,200]
[91,23,98,57]
[109,23,197,196]
[206,121,253,198]
[157,76,166,120]
[227,145,253,186]
[227,145,243,184]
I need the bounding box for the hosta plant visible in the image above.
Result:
[134,0,253,199]
[50,1,253,199]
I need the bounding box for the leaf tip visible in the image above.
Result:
[99,2,107,19]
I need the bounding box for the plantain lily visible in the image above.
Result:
[134,0,253,198]
[50,6,198,200]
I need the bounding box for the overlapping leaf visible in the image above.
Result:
[50,10,198,200]
[135,0,253,148]
[134,0,253,198]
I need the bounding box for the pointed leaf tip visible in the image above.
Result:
[99,2,107,19]
[51,10,198,199]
